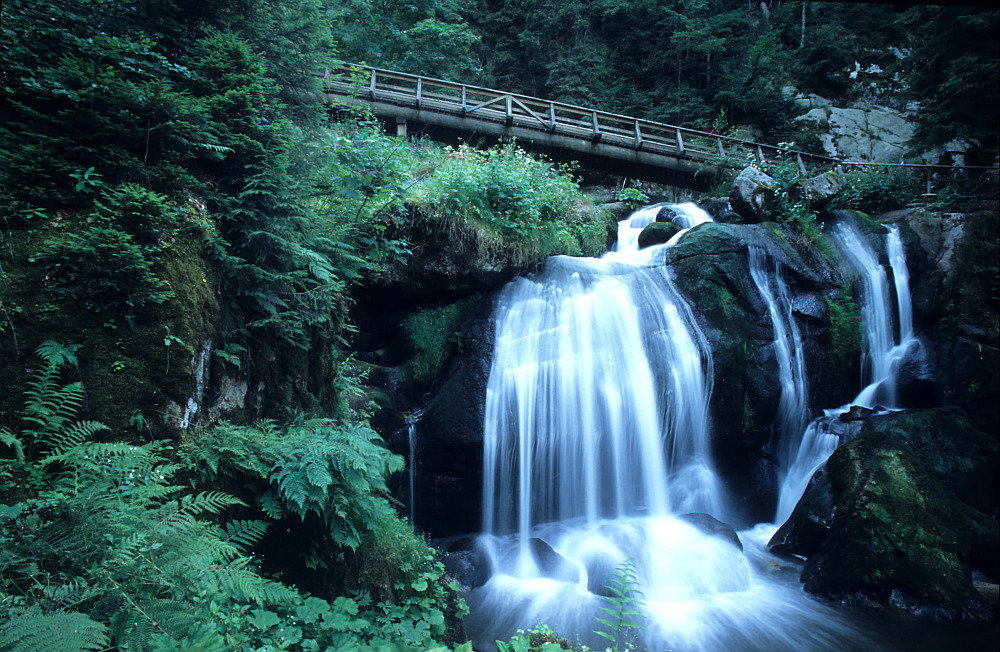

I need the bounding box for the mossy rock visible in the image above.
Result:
[636,221,682,248]
[800,407,998,618]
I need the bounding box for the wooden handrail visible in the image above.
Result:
[326,64,999,175]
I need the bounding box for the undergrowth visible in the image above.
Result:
[409,143,607,265]
[0,342,469,652]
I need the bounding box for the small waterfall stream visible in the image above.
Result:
[747,247,810,478]
[466,205,882,651]
[774,220,918,524]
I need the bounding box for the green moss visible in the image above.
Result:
[403,296,480,384]
[824,285,862,375]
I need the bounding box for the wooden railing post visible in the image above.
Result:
[796,153,807,177]
[369,69,377,100]
[461,87,467,116]
[592,112,602,142]
[676,131,685,155]
[634,121,643,150]
[549,103,557,132]
[415,78,422,109]
[505,96,513,125]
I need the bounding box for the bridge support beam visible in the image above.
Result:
[396,117,408,138]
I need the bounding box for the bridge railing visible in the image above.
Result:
[324,64,998,182]
[323,65,827,170]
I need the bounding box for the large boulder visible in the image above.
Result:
[637,221,682,248]
[728,166,774,223]
[774,407,999,619]
[893,209,1000,434]
[678,512,743,551]
[803,170,843,205]
[665,221,853,521]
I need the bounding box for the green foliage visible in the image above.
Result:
[410,144,602,265]
[403,298,478,383]
[825,285,862,376]
[180,419,404,555]
[767,160,824,245]
[313,118,421,270]
[1,346,468,651]
[496,624,581,652]
[28,181,195,318]
[893,6,999,160]
[330,0,480,80]
[615,188,649,210]
[0,607,109,652]
[177,419,466,649]
[829,168,914,216]
[595,558,646,652]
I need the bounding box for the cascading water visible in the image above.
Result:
[774,220,917,523]
[466,205,880,651]
[404,409,424,522]
[747,247,810,463]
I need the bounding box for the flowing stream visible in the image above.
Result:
[465,205,886,651]
[774,221,918,523]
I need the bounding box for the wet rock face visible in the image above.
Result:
[410,296,496,538]
[774,407,999,618]
[666,222,849,459]
[895,209,1000,434]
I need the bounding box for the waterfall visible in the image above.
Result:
[468,205,880,652]
[747,247,810,451]
[404,409,424,522]
[482,204,721,545]
[774,221,917,523]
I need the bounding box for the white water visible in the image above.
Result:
[470,205,883,651]
[405,409,424,522]
[747,247,810,469]
[774,221,917,524]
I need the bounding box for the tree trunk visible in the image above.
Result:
[799,3,806,49]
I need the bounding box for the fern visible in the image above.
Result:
[0,607,109,652]
[0,427,24,463]
[595,557,646,652]
[17,342,109,463]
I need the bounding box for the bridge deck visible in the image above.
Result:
[323,65,995,188]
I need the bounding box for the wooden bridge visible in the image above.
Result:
[323,64,995,190]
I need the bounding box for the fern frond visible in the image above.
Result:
[0,607,108,652]
[0,427,25,462]
[223,519,270,551]
[38,421,110,463]
[111,598,200,652]
[34,341,82,369]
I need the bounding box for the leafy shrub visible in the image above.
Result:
[29,184,201,315]
[32,225,173,314]
[615,187,649,209]
[767,161,824,244]
[409,144,604,264]
[829,168,914,215]
[179,419,467,648]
